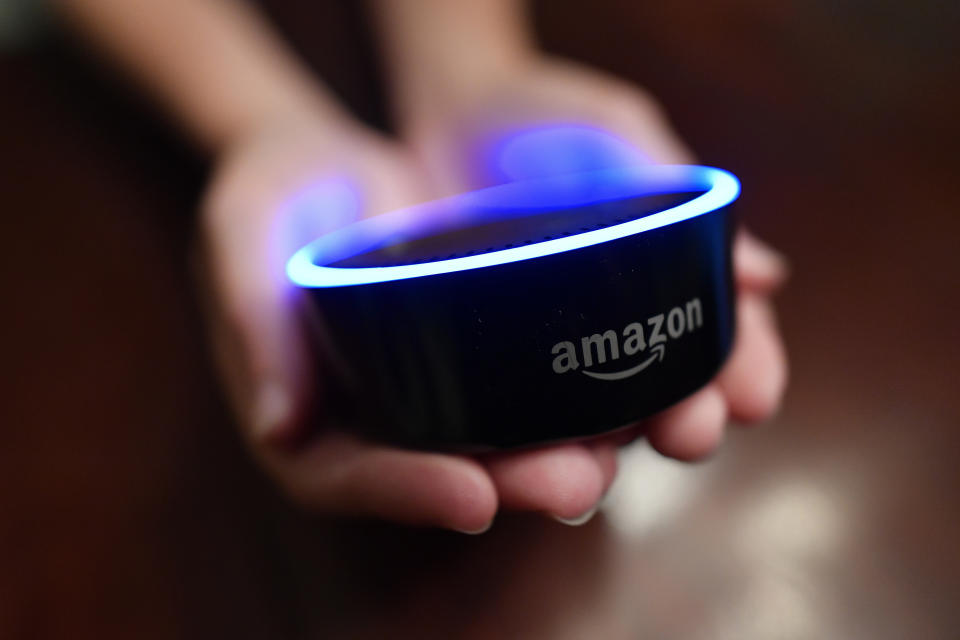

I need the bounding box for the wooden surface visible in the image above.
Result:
[2,1,959,637]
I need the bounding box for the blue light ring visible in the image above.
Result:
[287,165,740,288]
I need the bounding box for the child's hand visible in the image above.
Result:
[198,112,631,531]
[399,56,790,462]
[200,115,495,532]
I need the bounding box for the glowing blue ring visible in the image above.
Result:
[287,164,740,288]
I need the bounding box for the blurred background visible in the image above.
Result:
[1,0,959,637]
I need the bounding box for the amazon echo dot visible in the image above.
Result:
[287,164,739,449]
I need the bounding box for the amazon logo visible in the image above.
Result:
[550,298,703,381]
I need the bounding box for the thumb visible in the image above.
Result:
[199,211,312,445]
[200,179,362,444]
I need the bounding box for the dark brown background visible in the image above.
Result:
[2,1,959,637]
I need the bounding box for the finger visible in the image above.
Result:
[262,432,498,533]
[717,293,789,423]
[579,425,641,494]
[610,114,695,165]
[646,384,728,461]
[589,441,620,497]
[597,89,697,165]
[201,198,313,444]
[483,443,607,522]
[734,228,790,294]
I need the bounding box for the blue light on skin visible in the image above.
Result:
[277,177,361,256]
[287,164,740,288]
[487,124,649,182]
[285,179,361,230]
[268,175,362,291]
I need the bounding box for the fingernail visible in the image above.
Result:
[455,520,493,535]
[253,380,292,440]
[553,504,599,527]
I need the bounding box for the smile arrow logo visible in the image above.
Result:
[582,343,666,381]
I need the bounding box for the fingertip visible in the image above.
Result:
[553,504,600,527]
[267,435,498,532]
[433,456,500,534]
[486,444,606,521]
[377,453,499,534]
[719,294,789,424]
[726,361,788,424]
[735,229,790,294]
[647,385,728,461]
[250,380,298,445]
[589,442,619,496]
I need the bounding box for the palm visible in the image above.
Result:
[398,59,789,522]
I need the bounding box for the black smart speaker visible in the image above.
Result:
[288,165,739,449]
